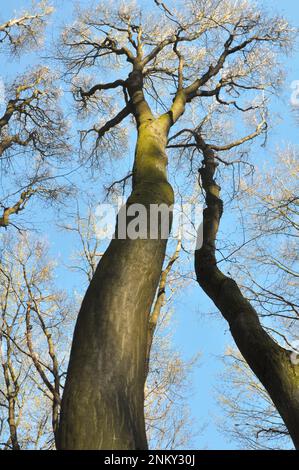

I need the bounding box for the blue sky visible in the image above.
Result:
[1,0,299,450]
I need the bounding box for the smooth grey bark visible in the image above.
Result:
[58,235,171,449]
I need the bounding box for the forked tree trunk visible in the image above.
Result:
[57,71,174,449]
[194,136,299,449]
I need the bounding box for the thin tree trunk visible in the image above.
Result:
[57,71,174,450]
[194,135,299,449]
[2,343,20,450]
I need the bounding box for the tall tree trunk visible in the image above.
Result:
[194,136,299,449]
[57,71,174,450]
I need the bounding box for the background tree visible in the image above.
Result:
[0,3,71,231]
[232,147,298,337]
[193,133,299,448]
[0,1,53,55]
[0,233,71,449]
[214,146,298,449]
[216,348,292,450]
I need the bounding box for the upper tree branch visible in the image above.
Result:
[0,184,61,228]
[78,79,126,100]
[0,3,54,51]
[0,188,36,228]
[161,28,277,131]
[80,103,132,146]
[167,118,267,153]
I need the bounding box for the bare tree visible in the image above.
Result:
[212,148,298,449]
[0,1,53,55]
[232,148,298,332]
[216,348,292,450]
[0,4,71,230]
[193,132,299,448]
[54,0,293,449]
[0,233,71,449]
